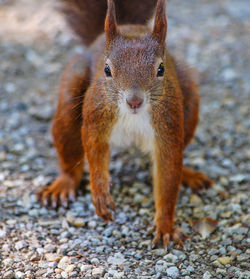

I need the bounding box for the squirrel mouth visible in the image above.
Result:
[132,108,138,114]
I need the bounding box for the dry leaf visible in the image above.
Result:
[192,217,218,238]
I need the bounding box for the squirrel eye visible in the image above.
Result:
[104,64,112,77]
[157,62,165,77]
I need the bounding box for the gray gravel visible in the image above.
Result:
[0,0,249,278]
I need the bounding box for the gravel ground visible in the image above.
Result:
[0,0,249,278]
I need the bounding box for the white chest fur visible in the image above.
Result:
[110,108,155,154]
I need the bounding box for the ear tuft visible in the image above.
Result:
[152,0,167,44]
[105,0,119,42]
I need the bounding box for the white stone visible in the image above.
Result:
[3,258,13,267]
[92,267,105,278]
[107,252,125,265]
[45,253,61,262]
[15,271,25,279]
[58,256,70,270]
[15,240,28,250]
[203,271,212,279]
[0,229,6,238]
[113,271,125,279]
[80,265,92,272]
[61,271,68,278]
[88,220,97,229]
[166,266,179,279]
[163,253,178,263]
[90,258,99,265]
[65,264,75,274]
[44,244,56,253]
[3,270,15,279]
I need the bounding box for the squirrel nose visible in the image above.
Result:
[126,96,143,109]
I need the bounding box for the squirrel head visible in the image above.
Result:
[104,0,167,114]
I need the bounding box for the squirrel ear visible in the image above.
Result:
[152,0,167,44]
[105,0,119,42]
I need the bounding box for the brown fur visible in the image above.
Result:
[59,0,157,46]
[38,0,213,248]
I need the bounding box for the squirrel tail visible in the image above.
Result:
[59,0,157,46]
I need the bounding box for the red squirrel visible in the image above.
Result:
[37,0,213,248]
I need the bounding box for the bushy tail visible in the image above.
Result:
[59,0,157,46]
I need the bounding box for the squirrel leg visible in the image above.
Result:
[182,167,213,192]
[150,76,187,248]
[37,54,91,208]
[82,128,115,222]
[152,145,187,249]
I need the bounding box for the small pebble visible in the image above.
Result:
[203,271,212,279]
[92,267,105,278]
[90,258,100,265]
[15,271,25,279]
[80,265,92,272]
[3,270,15,279]
[58,256,70,270]
[165,266,179,279]
[217,256,232,265]
[15,240,28,250]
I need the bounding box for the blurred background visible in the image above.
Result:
[0,0,249,278]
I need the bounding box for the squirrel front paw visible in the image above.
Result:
[36,174,77,208]
[153,224,188,250]
[92,191,115,222]
[182,168,213,192]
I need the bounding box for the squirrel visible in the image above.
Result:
[37,0,213,248]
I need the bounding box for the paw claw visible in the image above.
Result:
[52,200,57,209]
[62,201,68,208]
[43,196,48,207]
[36,175,77,209]
[163,233,170,249]
[109,180,113,188]
[153,226,187,249]
[109,200,116,213]
[93,191,115,223]
[151,240,158,250]
[69,190,76,202]
[182,168,213,192]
